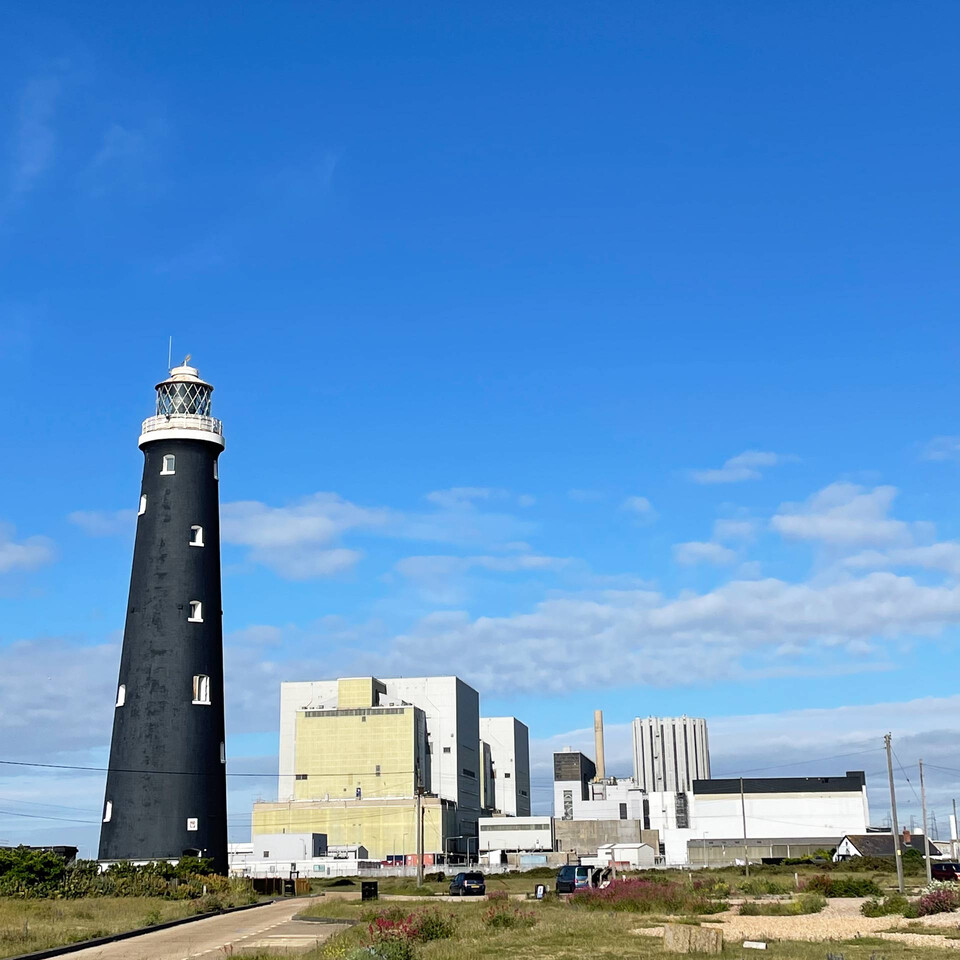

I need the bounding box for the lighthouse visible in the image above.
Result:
[99,360,228,873]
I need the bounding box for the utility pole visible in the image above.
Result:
[885,733,905,894]
[920,759,932,884]
[740,776,750,878]
[953,798,959,861]
[415,764,424,887]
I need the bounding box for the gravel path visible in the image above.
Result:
[633,897,960,948]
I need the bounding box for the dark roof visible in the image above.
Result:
[842,834,942,857]
[694,771,866,795]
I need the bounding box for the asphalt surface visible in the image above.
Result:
[60,898,348,959]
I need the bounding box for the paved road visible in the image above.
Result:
[63,898,350,960]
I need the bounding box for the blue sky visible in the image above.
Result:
[3,0,960,854]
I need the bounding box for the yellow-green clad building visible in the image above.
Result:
[252,676,520,862]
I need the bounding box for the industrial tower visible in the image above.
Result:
[99,361,228,872]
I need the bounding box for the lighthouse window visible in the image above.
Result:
[138,495,147,516]
[190,525,204,547]
[188,600,203,622]
[213,460,218,480]
[192,675,210,704]
[161,454,176,475]
[220,742,226,764]
[103,801,113,823]
[116,684,126,707]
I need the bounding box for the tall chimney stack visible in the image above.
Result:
[594,709,606,780]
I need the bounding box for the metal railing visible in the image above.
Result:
[140,414,223,435]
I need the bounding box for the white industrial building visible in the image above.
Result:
[228,835,379,878]
[632,716,711,792]
[479,717,531,816]
[477,816,553,853]
[552,738,871,866]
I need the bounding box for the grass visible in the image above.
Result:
[291,898,960,959]
[0,897,199,959]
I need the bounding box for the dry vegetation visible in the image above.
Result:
[0,897,197,959]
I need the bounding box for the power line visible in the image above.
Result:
[0,759,415,779]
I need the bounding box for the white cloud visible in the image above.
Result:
[0,524,56,574]
[689,450,795,484]
[68,509,136,537]
[922,436,960,462]
[713,519,756,541]
[517,494,537,508]
[771,483,924,548]
[219,493,387,579]
[0,638,117,758]
[622,496,656,520]
[360,570,960,695]
[672,541,737,566]
[843,543,960,579]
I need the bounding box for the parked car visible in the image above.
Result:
[556,864,592,894]
[932,862,960,882]
[449,871,486,896]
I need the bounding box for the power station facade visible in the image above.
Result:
[99,363,228,872]
[632,716,711,793]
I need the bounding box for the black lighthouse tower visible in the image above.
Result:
[99,361,227,873]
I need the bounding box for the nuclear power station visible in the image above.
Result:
[99,361,228,872]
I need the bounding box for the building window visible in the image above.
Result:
[462,768,476,779]
[189,525,204,547]
[188,600,203,622]
[220,742,225,764]
[375,764,381,777]
[103,801,113,823]
[443,746,451,754]
[619,802,628,820]
[192,675,210,704]
[138,495,146,516]
[186,818,198,831]
[504,772,511,778]
[520,789,528,797]
[116,684,126,707]
[295,774,308,781]
[563,790,573,820]
[675,791,689,829]
[161,454,176,475]
[213,460,218,480]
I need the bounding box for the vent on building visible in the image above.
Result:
[675,792,689,829]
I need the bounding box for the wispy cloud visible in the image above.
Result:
[688,450,796,484]
[922,436,960,462]
[7,72,62,202]
[621,495,656,521]
[81,120,168,198]
[68,509,136,537]
[0,523,56,574]
[672,540,737,566]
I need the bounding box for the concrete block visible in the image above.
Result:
[663,923,723,954]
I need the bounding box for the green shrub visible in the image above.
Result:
[803,874,881,897]
[0,847,68,897]
[740,894,825,916]
[739,878,789,897]
[861,894,910,917]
